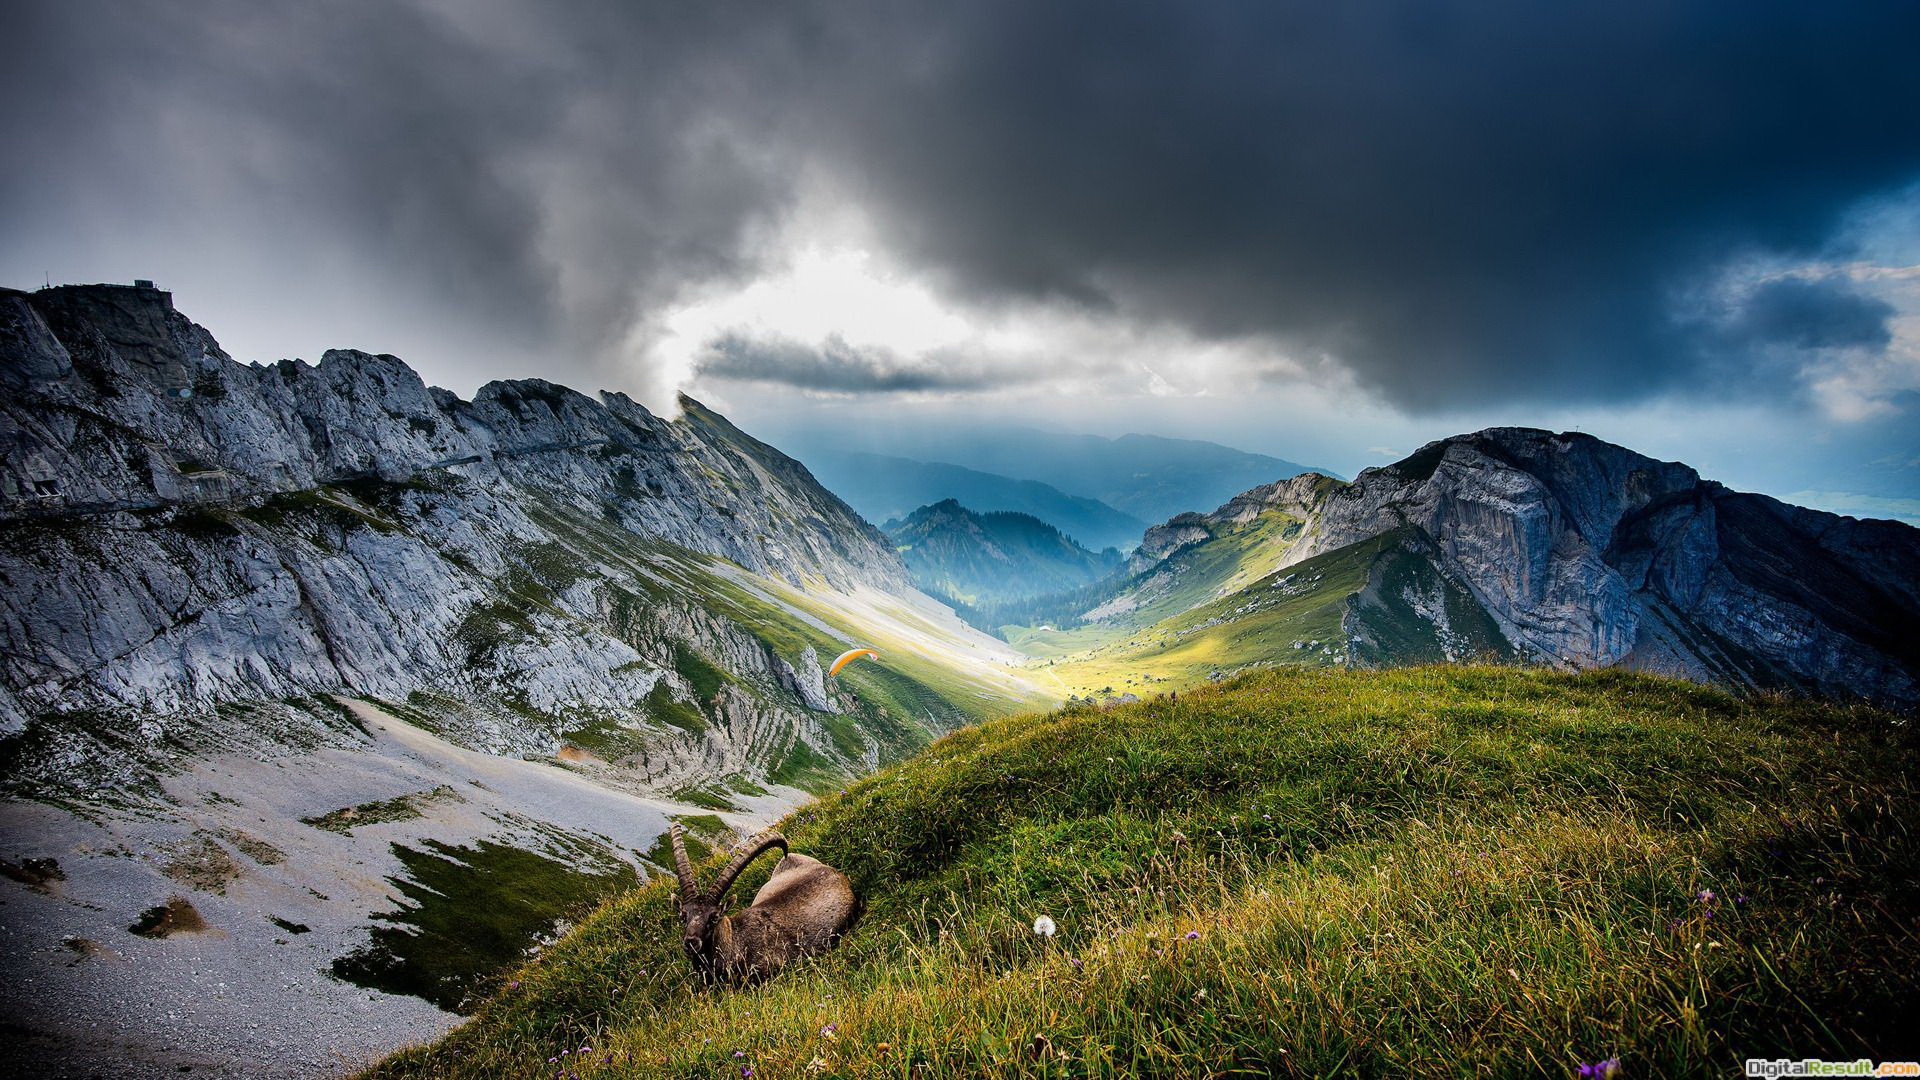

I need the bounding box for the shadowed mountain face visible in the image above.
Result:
[0,282,1055,804]
[1025,430,1919,708]
[885,499,1121,608]
[798,450,1146,552]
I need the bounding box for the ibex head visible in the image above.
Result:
[666,823,859,985]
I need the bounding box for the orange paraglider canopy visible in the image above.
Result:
[828,648,879,677]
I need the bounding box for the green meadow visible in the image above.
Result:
[366,667,1918,1078]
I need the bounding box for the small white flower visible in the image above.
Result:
[1033,915,1057,937]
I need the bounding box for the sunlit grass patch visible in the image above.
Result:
[366,667,1918,1078]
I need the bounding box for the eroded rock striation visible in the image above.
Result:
[0,282,1005,799]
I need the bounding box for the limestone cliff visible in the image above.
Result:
[1121,429,1919,706]
[0,283,1038,801]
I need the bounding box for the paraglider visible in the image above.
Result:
[828,648,879,677]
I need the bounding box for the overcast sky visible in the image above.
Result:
[7,1,1920,520]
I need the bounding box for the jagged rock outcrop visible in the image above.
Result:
[0,282,1022,800]
[2,284,906,591]
[1127,514,1213,575]
[1128,429,1920,706]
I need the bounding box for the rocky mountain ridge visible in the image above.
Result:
[0,283,1044,798]
[2,283,902,590]
[0,282,1052,1072]
[1119,429,1919,706]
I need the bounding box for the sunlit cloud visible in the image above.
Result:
[632,233,1320,411]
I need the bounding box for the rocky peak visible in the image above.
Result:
[1128,472,1334,575]
[0,283,1047,795]
[1119,426,1919,706]
[25,281,188,381]
[0,283,905,592]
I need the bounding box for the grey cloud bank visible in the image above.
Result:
[4,0,1919,501]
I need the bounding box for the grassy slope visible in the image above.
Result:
[1114,510,1309,629]
[1020,533,1386,697]
[366,667,1919,1078]
[1005,509,1309,669]
[522,490,1054,777]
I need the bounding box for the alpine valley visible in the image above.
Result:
[0,283,1051,1074]
[1012,430,1920,709]
[3,284,1917,1077]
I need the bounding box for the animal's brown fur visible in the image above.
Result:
[670,825,860,985]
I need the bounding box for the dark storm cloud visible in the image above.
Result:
[2,0,809,369]
[6,1,1920,407]
[1731,277,1896,352]
[795,1,1920,409]
[702,335,1021,394]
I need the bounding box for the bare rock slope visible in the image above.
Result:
[0,283,1042,800]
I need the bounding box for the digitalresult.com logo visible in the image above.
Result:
[1745,1061,1920,1078]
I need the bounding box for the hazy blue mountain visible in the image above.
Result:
[885,499,1123,607]
[799,450,1147,551]
[911,429,1333,524]
[776,423,1334,525]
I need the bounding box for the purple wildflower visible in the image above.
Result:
[1697,890,1715,903]
[1185,930,1200,941]
[735,1051,746,1058]
[1576,1057,1622,1078]
[743,1068,754,1079]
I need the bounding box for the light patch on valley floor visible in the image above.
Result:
[0,696,802,1079]
[792,578,1059,708]
[336,697,783,833]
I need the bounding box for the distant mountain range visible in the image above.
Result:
[799,451,1146,552]
[915,428,1331,525]
[883,499,1122,608]
[783,425,1332,532]
[1016,429,1920,708]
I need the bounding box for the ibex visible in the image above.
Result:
[668,824,861,985]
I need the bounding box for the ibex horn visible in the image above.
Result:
[668,823,697,903]
[707,831,789,902]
